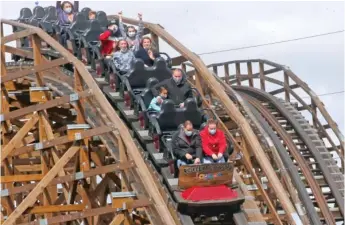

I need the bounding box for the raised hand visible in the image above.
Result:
[138,13,142,20]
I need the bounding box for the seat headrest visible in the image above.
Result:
[185,98,198,111]
[19,8,32,20]
[32,6,45,19]
[146,77,159,88]
[160,100,175,113]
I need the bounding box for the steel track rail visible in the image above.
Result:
[233,86,344,221]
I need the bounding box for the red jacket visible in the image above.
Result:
[200,126,227,156]
[99,30,115,56]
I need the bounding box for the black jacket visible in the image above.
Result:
[135,47,160,67]
[151,77,193,104]
[172,128,203,160]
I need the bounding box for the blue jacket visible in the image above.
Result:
[148,96,162,112]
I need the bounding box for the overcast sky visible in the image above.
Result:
[0,1,344,137]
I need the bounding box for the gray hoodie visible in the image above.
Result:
[113,50,136,72]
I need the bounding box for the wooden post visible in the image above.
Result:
[224,64,230,85]
[247,62,254,87]
[259,62,266,91]
[284,71,290,102]
[235,63,241,85]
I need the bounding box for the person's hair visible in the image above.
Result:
[89,11,96,17]
[61,1,73,9]
[183,120,193,128]
[116,39,128,50]
[173,68,183,75]
[159,86,167,94]
[140,36,157,51]
[127,25,137,32]
[207,119,217,125]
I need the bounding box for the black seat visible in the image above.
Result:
[80,20,103,63]
[39,7,57,34]
[96,11,108,29]
[66,13,90,56]
[125,58,172,90]
[18,8,33,23]
[81,7,91,19]
[138,78,160,109]
[68,13,90,38]
[28,6,45,27]
[156,99,203,133]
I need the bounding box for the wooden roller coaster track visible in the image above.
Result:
[0,13,343,225]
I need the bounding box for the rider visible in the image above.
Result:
[56,1,79,26]
[113,39,136,75]
[148,86,168,112]
[200,119,227,164]
[118,11,144,52]
[151,68,193,108]
[172,120,202,167]
[135,37,160,67]
[99,20,119,56]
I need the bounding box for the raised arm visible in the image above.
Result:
[56,1,62,13]
[73,1,79,12]
[136,13,144,39]
[118,11,127,38]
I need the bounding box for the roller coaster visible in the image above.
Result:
[0,4,344,225]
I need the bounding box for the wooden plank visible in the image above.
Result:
[4,45,34,59]
[109,214,125,225]
[1,113,39,161]
[1,58,69,83]
[171,55,187,66]
[27,204,86,214]
[259,62,266,91]
[2,145,80,225]
[1,29,36,44]
[1,90,92,121]
[235,63,241,85]
[247,62,254,87]
[1,174,43,183]
[224,64,230,84]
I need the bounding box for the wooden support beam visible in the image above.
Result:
[4,45,34,59]
[26,204,86,214]
[3,145,80,225]
[1,29,36,44]
[2,161,135,196]
[11,125,114,157]
[284,71,290,102]
[1,58,69,84]
[1,90,92,121]
[1,174,43,183]
[259,62,266,91]
[235,63,241,85]
[224,64,230,85]
[247,62,254,87]
[1,113,39,161]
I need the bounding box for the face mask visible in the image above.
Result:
[128,32,136,37]
[209,129,216,135]
[160,94,167,99]
[120,48,127,53]
[64,8,72,14]
[173,77,181,84]
[185,130,193,137]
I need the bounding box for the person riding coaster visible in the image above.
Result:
[172,120,202,168]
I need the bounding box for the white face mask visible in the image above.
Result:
[64,8,72,14]
[128,31,136,37]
